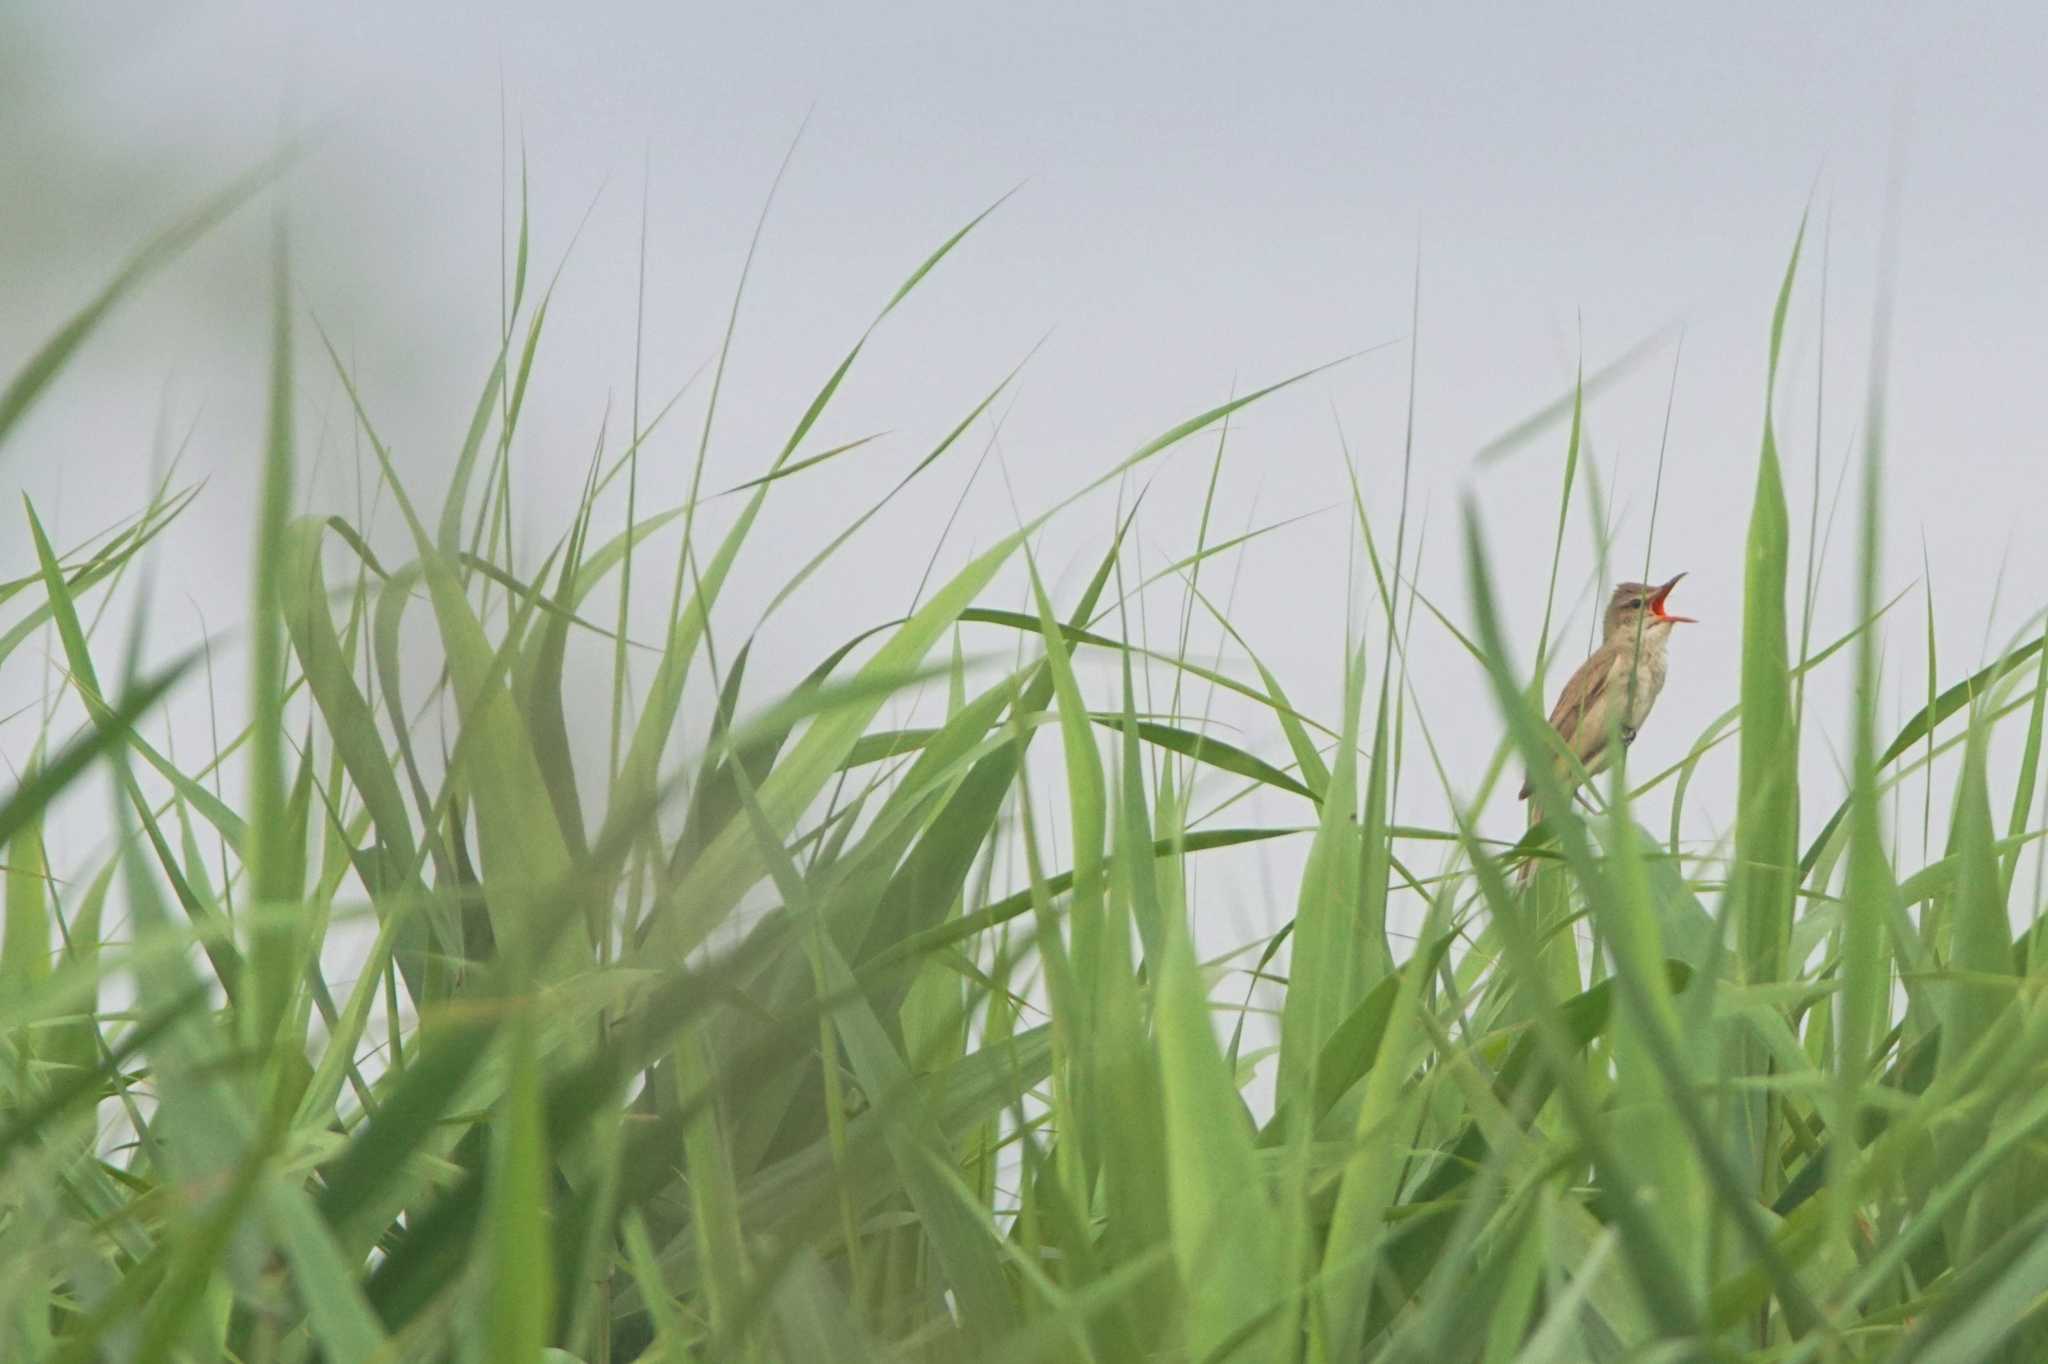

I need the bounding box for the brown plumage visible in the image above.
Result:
[1519,573,1695,805]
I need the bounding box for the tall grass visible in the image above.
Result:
[4,158,2048,1364]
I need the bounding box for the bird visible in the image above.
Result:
[1518,574,1695,866]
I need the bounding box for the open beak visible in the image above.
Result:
[1649,572,1696,624]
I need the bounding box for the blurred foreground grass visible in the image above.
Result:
[3,160,2048,1364]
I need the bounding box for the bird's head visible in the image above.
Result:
[1604,573,1695,640]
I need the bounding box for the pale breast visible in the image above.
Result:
[1614,630,1670,731]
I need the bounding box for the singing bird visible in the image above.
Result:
[1519,574,1696,808]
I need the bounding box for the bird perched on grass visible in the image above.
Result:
[1518,574,1695,875]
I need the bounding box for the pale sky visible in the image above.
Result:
[7,3,2047,957]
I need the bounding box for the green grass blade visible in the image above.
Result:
[0,155,285,452]
[1278,644,1364,1115]
[246,222,299,1059]
[488,1006,556,1364]
[1726,215,1807,1211]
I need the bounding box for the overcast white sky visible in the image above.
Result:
[6,3,2047,954]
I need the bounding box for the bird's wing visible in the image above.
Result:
[1518,647,1615,800]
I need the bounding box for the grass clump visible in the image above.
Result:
[3,153,2047,1364]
